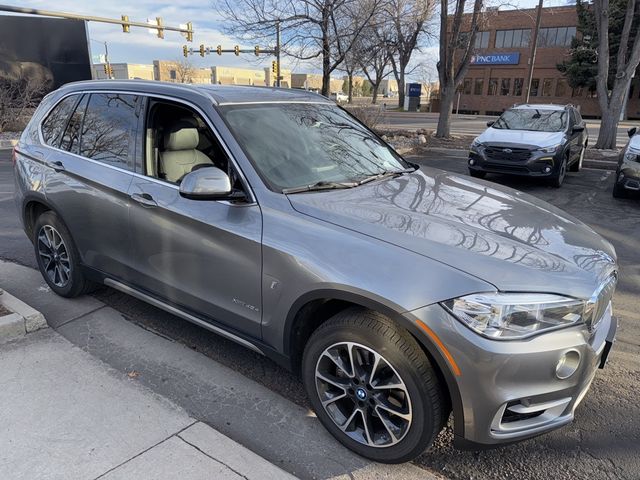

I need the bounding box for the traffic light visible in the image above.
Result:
[121,15,130,33]
[254,45,260,56]
[186,22,193,42]
[199,44,205,57]
[271,61,277,74]
[234,45,240,56]
[183,45,188,57]
[155,17,164,39]
[103,64,109,75]
[216,45,222,55]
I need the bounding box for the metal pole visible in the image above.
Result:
[0,4,192,36]
[524,0,543,103]
[104,42,112,79]
[276,20,281,88]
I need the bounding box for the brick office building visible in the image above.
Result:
[453,6,640,119]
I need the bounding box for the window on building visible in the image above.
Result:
[474,78,484,95]
[79,93,140,171]
[500,78,511,95]
[555,79,569,97]
[488,78,498,95]
[513,78,524,96]
[542,79,554,96]
[458,31,490,49]
[530,78,540,96]
[170,69,177,80]
[572,86,583,97]
[495,29,531,48]
[537,27,576,47]
[463,78,472,95]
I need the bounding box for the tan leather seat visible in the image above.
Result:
[159,125,212,183]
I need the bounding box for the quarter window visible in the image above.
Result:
[60,95,88,154]
[41,95,80,147]
[79,93,139,170]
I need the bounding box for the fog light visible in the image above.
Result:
[544,166,552,173]
[556,350,581,379]
[469,158,475,166]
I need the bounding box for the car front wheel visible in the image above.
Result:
[302,308,447,463]
[549,154,568,188]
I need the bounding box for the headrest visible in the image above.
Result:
[164,124,199,151]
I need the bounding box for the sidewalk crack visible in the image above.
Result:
[91,420,198,480]
[55,305,107,329]
[177,427,250,480]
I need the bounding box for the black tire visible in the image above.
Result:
[469,169,486,179]
[570,141,587,172]
[302,308,447,463]
[33,211,96,297]
[549,154,568,188]
[612,181,627,199]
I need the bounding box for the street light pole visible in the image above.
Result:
[524,0,543,103]
[275,20,281,88]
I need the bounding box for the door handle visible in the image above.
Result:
[130,192,157,207]
[50,160,65,172]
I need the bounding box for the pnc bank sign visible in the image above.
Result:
[470,53,520,65]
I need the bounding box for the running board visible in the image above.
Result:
[104,278,263,355]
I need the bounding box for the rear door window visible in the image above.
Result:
[79,93,140,171]
[41,95,81,147]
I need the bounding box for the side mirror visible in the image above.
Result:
[179,166,233,200]
[572,125,585,133]
[486,121,495,127]
[628,127,637,138]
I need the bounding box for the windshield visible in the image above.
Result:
[219,103,410,191]
[492,108,567,132]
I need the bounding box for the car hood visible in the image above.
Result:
[478,127,564,148]
[287,168,617,299]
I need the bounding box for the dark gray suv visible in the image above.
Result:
[14,81,618,463]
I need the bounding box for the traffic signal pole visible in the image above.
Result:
[276,20,281,88]
[104,41,112,80]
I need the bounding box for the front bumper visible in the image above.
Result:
[468,146,561,177]
[616,165,640,192]
[410,301,617,448]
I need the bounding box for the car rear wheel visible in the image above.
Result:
[33,211,96,298]
[302,308,447,463]
[570,141,587,172]
[469,169,486,179]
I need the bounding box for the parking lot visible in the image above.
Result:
[1,147,639,480]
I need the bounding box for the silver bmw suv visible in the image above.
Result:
[14,80,618,463]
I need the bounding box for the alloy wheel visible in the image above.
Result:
[37,225,71,288]
[315,341,412,448]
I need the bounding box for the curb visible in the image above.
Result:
[0,139,18,149]
[0,288,47,343]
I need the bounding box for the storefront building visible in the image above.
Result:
[455,6,640,119]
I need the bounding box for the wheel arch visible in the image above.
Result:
[22,193,56,242]
[283,288,465,439]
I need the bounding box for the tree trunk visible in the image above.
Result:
[397,69,405,110]
[595,79,631,149]
[372,84,379,104]
[348,74,353,103]
[436,84,455,137]
[321,19,331,97]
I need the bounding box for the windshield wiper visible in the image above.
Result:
[356,168,416,185]
[282,181,358,194]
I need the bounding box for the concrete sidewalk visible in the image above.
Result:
[0,327,296,480]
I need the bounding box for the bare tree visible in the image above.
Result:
[435,0,484,137]
[386,0,437,109]
[174,58,195,84]
[217,0,380,96]
[592,0,640,149]
[357,20,394,103]
[0,73,48,133]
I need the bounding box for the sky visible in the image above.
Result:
[2,0,575,81]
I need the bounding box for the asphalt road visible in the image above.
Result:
[380,111,636,149]
[2,148,639,480]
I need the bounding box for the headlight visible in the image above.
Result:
[443,293,585,340]
[623,147,640,162]
[470,138,483,151]
[538,144,561,153]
